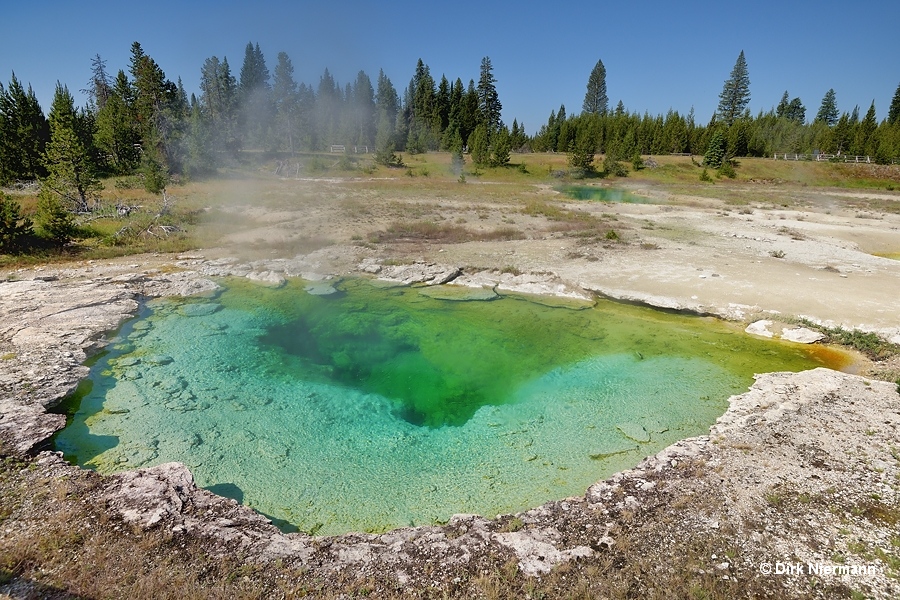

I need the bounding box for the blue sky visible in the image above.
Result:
[1,1,898,134]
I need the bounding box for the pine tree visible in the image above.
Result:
[468,123,490,166]
[183,99,215,177]
[490,125,511,167]
[238,42,272,149]
[41,83,102,214]
[94,70,141,174]
[345,71,374,149]
[408,59,436,151]
[833,113,852,154]
[434,75,450,136]
[717,51,751,126]
[441,78,464,151]
[815,89,839,126]
[582,59,608,115]
[0,74,49,183]
[35,192,74,246]
[0,192,33,253]
[785,97,806,124]
[375,69,400,151]
[84,54,112,111]
[273,52,298,154]
[316,68,343,150]
[889,82,900,125]
[776,91,790,118]
[477,57,502,137]
[852,101,878,156]
[199,56,238,153]
[460,80,479,148]
[129,42,179,186]
[569,124,595,172]
[704,128,727,167]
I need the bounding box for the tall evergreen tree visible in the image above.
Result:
[375,69,400,150]
[569,122,596,172]
[199,56,238,153]
[469,123,490,166]
[0,74,49,183]
[41,83,102,214]
[815,89,839,126]
[785,97,806,124]
[704,128,727,167]
[717,51,751,126]
[441,78,465,151]
[477,57,502,137]
[94,69,141,174]
[407,59,436,152]
[129,42,180,189]
[84,54,112,111]
[460,80,479,148]
[315,68,342,149]
[350,70,376,149]
[490,124,511,166]
[434,75,450,135]
[238,42,272,148]
[183,97,215,177]
[888,81,900,125]
[272,52,298,154]
[582,59,608,115]
[852,101,878,156]
[833,112,852,153]
[775,91,790,118]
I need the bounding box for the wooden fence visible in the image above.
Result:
[772,153,900,164]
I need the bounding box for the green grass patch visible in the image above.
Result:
[794,318,900,360]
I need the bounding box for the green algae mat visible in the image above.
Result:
[54,277,843,535]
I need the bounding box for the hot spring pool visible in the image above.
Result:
[559,186,657,203]
[54,277,844,535]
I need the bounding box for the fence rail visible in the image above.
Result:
[771,153,900,164]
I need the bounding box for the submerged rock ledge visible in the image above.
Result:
[1,257,898,597]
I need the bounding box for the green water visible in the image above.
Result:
[560,186,657,203]
[54,278,836,535]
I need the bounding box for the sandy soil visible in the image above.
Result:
[207,176,900,339]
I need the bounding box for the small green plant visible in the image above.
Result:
[717,161,737,179]
[605,229,620,241]
[502,517,525,532]
[603,155,628,177]
[699,168,713,182]
[631,151,644,171]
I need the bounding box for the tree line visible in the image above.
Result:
[2,46,900,251]
[0,42,523,249]
[536,52,900,175]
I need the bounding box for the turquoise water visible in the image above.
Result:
[54,278,836,535]
[560,186,657,203]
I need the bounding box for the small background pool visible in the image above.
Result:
[559,186,658,204]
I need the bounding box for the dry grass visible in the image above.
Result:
[368,221,525,244]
